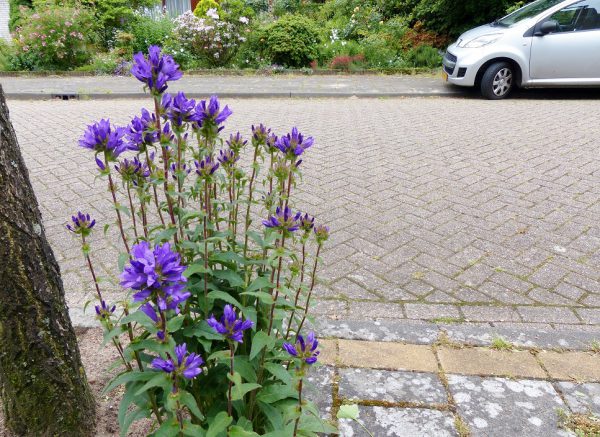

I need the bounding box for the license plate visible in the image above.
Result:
[442,71,448,82]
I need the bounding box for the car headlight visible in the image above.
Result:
[458,34,503,48]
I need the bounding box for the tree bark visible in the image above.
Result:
[0,86,96,435]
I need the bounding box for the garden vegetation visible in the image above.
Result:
[3,0,525,71]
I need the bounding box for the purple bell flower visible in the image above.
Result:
[194,156,220,179]
[95,300,116,321]
[66,211,96,236]
[162,92,197,128]
[206,304,254,343]
[128,109,158,151]
[79,119,128,160]
[283,332,320,365]
[274,127,314,158]
[151,343,203,379]
[131,45,183,95]
[120,241,190,312]
[262,206,302,233]
[314,224,330,244]
[195,95,232,129]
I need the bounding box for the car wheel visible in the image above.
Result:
[480,62,514,100]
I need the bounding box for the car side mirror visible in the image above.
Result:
[537,19,559,35]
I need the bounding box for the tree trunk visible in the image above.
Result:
[0,86,96,435]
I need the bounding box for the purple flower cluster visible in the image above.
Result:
[299,213,315,233]
[79,119,128,160]
[251,124,270,145]
[263,207,302,232]
[66,211,96,236]
[128,109,158,151]
[275,128,314,158]
[195,95,232,128]
[195,156,220,179]
[151,343,203,379]
[207,304,253,343]
[120,241,190,312]
[283,332,320,365]
[95,300,116,321]
[170,162,191,180]
[115,157,150,185]
[226,132,247,154]
[131,46,183,95]
[162,92,197,129]
[217,149,238,170]
[314,225,330,244]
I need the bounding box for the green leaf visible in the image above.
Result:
[120,310,153,327]
[212,269,245,287]
[184,263,211,277]
[207,290,243,309]
[166,315,185,332]
[249,331,275,360]
[227,372,261,401]
[118,382,142,431]
[154,227,178,243]
[179,391,204,420]
[134,372,172,396]
[207,412,233,437]
[102,325,125,346]
[104,370,155,394]
[263,362,292,385]
[229,426,259,437]
[245,276,274,293]
[151,417,180,437]
[258,401,284,432]
[120,406,150,437]
[240,291,274,304]
[299,415,338,434]
[337,404,359,420]
[210,251,246,265]
[256,384,296,404]
[182,422,206,436]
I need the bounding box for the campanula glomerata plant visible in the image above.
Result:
[68,45,334,436]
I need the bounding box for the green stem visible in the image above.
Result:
[285,240,307,339]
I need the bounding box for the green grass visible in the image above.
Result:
[490,336,514,351]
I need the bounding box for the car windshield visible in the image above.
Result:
[494,0,566,26]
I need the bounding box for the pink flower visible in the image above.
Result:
[41,41,46,46]
[22,45,29,52]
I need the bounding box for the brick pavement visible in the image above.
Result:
[8,97,600,330]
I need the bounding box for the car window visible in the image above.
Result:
[546,0,600,31]
[497,0,565,26]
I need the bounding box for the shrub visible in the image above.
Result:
[273,0,301,16]
[173,10,250,67]
[245,0,268,14]
[193,0,221,17]
[403,44,441,68]
[11,4,95,70]
[70,45,338,436]
[261,15,320,68]
[8,0,31,31]
[128,13,174,55]
[359,33,398,69]
[0,40,15,71]
[330,53,365,71]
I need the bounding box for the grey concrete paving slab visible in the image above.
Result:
[338,406,458,437]
[448,375,571,437]
[338,368,447,405]
[558,382,600,415]
[304,365,334,420]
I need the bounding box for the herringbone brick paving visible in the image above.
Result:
[8,97,600,326]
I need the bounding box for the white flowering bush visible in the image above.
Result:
[172,10,250,67]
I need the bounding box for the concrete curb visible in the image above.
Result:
[5,91,463,100]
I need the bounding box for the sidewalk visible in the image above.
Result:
[0,74,461,99]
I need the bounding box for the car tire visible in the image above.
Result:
[480,62,514,100]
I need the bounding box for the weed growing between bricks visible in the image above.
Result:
[67,46,340,436]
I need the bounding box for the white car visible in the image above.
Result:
[443,0,600,99]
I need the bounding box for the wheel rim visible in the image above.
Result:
[492,68,513,97]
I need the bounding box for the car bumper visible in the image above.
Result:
[443,45,487,87]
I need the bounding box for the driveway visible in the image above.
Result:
[8,96,600,335]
